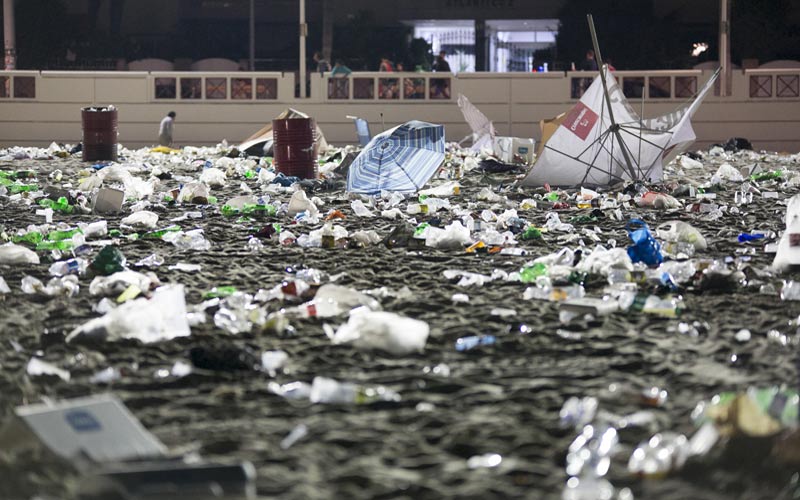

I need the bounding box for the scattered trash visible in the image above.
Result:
[2,115,800,498]
[329,309,429,355]
[67,285,190,344]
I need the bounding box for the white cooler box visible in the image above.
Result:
[493,137,536,165]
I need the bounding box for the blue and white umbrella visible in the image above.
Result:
[347,120,445,195]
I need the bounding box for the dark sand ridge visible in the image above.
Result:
[0,144,799,499]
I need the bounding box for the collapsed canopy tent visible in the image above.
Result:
[521,68,719,187]
[347,120,445,195]
[238,108,329,155]
[457,93,496,153]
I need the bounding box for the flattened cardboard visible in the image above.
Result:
[0,393,167,463]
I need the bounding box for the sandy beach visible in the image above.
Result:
[0,142,799,499]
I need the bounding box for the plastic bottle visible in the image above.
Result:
[49,258,88,277]
[310,376,401,404]
[641,295,682,317]
[407,203,429,215]
[737,232,766,243]
[455,335,497,351]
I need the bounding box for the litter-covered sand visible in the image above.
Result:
[0,141,799,499]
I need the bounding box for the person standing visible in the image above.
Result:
[432,51,451,72]
[580,50,598,71]
[313,52,331,74]
[330,60,352,77]
[158,111,176,147]
[379,57,394,72]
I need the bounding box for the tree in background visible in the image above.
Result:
[731,0,800,63]
[554,0,704,70]
[2,0,69,68]
[333,11,411,71]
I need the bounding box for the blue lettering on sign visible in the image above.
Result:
[65,410,102,432]
[518,147,529,154]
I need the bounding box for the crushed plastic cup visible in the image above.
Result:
[162,229,211,251]
[566,424,618,478]
[350,199,375,217]
[560,396,599,430]
[199,167,227,187]
[561,476,616,500]
[287,190,318,217]
[627,432,689,477]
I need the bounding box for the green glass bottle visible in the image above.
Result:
[47,228,83,241]
[203,286,237,299]
[36,240,74,251]
[12,231,44,245]
[142,225,181,239]
[90,246,126,276]
[8,183,39,193]
[750,169,783,182]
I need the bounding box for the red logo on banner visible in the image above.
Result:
[562,102,598,140]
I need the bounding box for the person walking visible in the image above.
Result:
[158,111,176,147]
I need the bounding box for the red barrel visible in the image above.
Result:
[272,117,317,179]
[82,106,118,162]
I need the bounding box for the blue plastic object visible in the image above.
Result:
[737,232,766,243]
[455,335,497,352]
[626,219,663,267]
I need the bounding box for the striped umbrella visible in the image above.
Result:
[347,120,445,195]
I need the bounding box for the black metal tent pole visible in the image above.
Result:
[587,14,638,181]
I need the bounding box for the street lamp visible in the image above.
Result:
[3,0,16,70]
[299,0,307,97]
[719,0,731,96]
[249,0,255,71]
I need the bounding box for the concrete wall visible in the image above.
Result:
[1,69,799,152]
